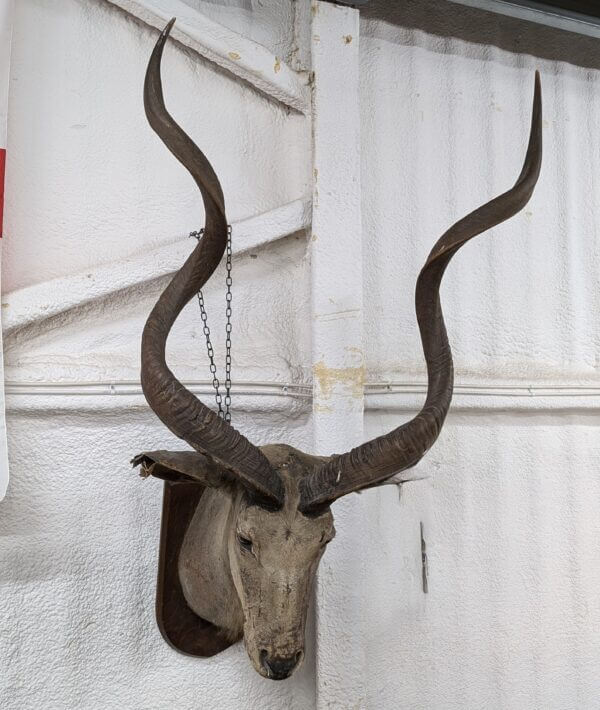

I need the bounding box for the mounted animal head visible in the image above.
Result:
[133,19,542,680]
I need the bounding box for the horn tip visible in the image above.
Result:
[162,17,176,39]
[533,70,542,124]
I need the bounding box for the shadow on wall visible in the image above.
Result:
[362,0,600,71]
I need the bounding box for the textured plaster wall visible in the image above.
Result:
[177,0,298,64]
[1,0,600,708]
[351,1,600,708]
[360,0,600,386]
[1,406,316,709]
[3,0,309,292]
[0,0,314,708]
[360,414,600,709]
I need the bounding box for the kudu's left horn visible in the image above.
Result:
[300,72,543,512]
[141,18,284,506]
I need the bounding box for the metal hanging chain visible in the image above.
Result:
[224,227,233,421]
[189,225,233,422]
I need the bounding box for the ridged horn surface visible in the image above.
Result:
[141,19,284,506]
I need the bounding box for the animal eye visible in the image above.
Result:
[237,534,253,551]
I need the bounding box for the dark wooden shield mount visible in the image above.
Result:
[155,481,234,657]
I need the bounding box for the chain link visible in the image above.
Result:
[189,225,233,421]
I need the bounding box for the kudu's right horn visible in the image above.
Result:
[140,19,284,507]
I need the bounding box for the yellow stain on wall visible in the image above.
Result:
[313,360,365,399]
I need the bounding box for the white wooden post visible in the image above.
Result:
[310,2,366,707]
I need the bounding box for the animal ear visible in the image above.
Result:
[131,450,230,488]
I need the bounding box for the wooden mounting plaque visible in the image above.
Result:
[155,481,235,657]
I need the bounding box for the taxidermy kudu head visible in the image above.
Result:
[132,19,542,680]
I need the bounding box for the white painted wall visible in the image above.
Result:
[3,0,309,293]
[1,0,599,708]
[0,1,314,708]
[353,1,600,708]
[177,0,298,64]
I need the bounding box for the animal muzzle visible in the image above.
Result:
[260,649,304,680]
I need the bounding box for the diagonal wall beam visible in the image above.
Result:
[2,198,310,337]
[106,0,311,113]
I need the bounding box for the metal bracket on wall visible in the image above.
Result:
[420,522,429,594]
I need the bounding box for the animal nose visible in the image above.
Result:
[260,650,303,680]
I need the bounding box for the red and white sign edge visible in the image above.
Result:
[0,0,14,500]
